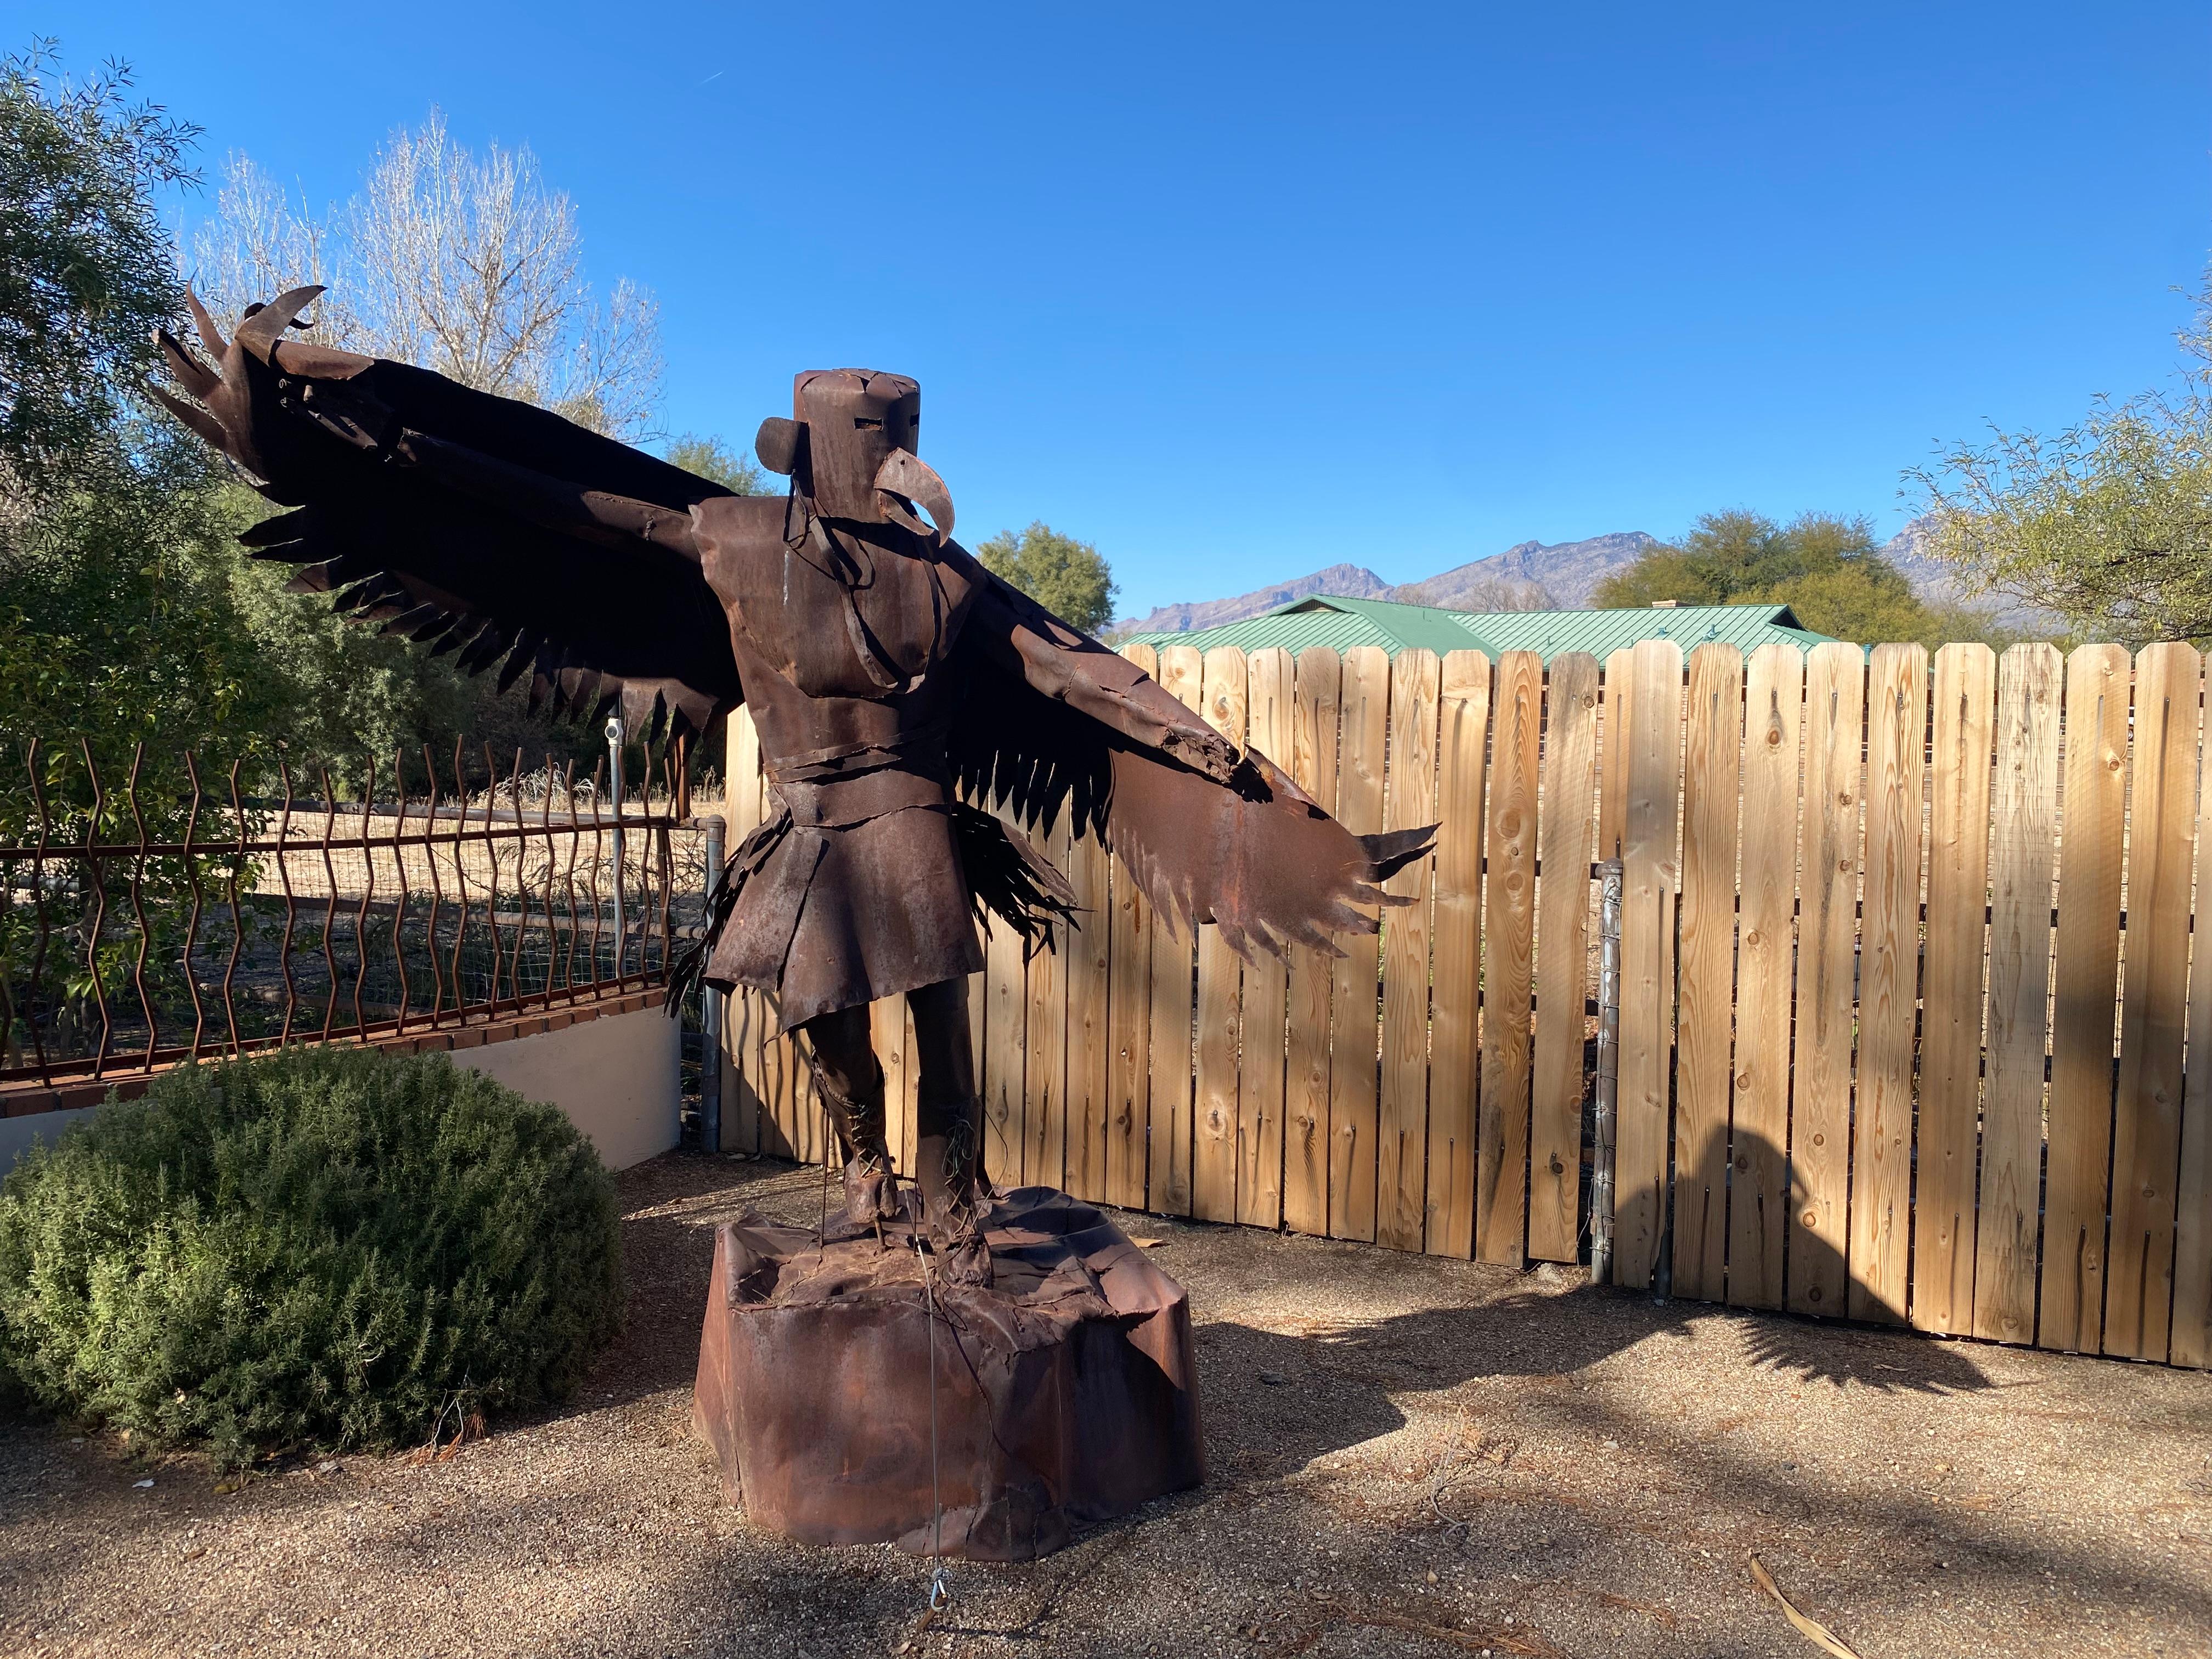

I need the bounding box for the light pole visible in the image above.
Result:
[606,714,625,978]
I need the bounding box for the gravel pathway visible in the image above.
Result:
[3,1153,2208,1658]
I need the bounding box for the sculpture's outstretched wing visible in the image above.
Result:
[149,286,741,743]
[941,546,1432,959]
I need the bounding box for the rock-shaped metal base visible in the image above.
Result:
[692,1187,1203,1561]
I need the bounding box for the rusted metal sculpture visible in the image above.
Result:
[153,286,1432,1285]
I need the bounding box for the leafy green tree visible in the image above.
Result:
[0,43,195,487]
[975,520,1118,633]
[1911,278,2212,643]
[665,433,764,495]
[1592,510,1973,645]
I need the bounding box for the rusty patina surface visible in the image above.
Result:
[691,1189,1203,1560]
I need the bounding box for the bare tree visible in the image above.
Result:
[188,110,662,438]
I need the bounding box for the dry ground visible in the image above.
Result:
[3,1153,2208,1659]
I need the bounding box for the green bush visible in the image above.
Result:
[0,1046,622,1466]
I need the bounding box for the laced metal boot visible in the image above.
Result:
[913,1094,992,1287]
[813,1065,900,1229]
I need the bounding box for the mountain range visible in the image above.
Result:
[1110,524,1996,636]
[1112,532,1659,636]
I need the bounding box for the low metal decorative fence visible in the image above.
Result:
[1,738,709,1099]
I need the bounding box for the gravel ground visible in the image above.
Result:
[3,1152,2208,1659]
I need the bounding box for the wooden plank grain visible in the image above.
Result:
[1973,644,2062,1345]
[1673,644,1744,1303]
[2042,644,2130,1353]
[1107,642,1160,1212]
[1191,647,1249,1222]
[1731,644,1803,1310]
[1914,644,1996,1336]
[2175,651,2212,1368]
[983,855,1028,1189]
[1476,650,1539,1266]
[1429,650,1492,1260]
[1849,644,1928,1324]
[1378,648,1442,1252]
[1238,647,1295,1229]
[1615,640,1683,1291]
[1788,641,1866,1318]
[1063,825,1114,1205]
[2105,643,2200,1361]
[1329,645,1392,1243]
[1149,644,1206,1216]
[1025,813,1071,1189]
[1283,648,1343,1236]
[723,707,766,1154]
[872,994,913,1175]
[1530,652,1598,1264]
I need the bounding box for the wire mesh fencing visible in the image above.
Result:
[1,737,711,1091]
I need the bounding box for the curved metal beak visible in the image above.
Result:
[873,448,954,545]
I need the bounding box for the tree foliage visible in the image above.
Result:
[0,1047,622,1466]
[1592,510,1977,645]
[0,42,196,488]
[1911,282,2212,643]
[664,432,763,495]
[0,53,719,791]
[974,520,1118,633]
[190,111,663,439]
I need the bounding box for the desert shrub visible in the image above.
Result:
[0,1046,621,1465]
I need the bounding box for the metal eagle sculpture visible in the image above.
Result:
[153,286,1433,1284]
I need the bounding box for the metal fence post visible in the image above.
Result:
[1590,857,1623,1286]
[605,715,625,978]
[699,814,725,1153]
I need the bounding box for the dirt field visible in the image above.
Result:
[3,1153,2208,1659]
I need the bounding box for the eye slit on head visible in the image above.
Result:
[853,416,883,429]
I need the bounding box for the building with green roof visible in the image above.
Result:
[1118,594,1832,663]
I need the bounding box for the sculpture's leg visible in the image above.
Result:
[795,1005,900,1226]
[907,977,991,1286]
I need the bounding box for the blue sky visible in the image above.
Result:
[26,2,2211,619]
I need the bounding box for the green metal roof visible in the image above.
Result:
[1120,596,1832,663]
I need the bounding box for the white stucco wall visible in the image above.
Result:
[0,1107,99,1170]
[454,1003,681,1170]
[1,1002,681,1173]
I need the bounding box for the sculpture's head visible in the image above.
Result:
[755,369,953,543]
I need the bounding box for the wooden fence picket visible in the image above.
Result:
[1730,644,1802,1310]
[1673,644,1743,1301]
[1191,647,1249,1222]
[1063,823,1114,1205]
[1849,644,1927,1324]
[1529,651,1597,1265]
[2105,643,2200,1361]
[1790,641,1865,1318]
[1615,640,1683,1290]
[1914,644,1996,1336]
[1974,643,2063,1345]
[1238,648,1296,1229]
[1329,645,1392,1243]
[1108,642,1162,1211]
[1429,650,1491,1259]
[2043,644,2130,1353]
[1376,648,1441,1252]
[2175,659,2212,1367]
[1283,648,1344,1236]
[1149,644,1205,1216]
[1475,651,1539,1266]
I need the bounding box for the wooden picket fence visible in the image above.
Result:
[716,637,2212,1370]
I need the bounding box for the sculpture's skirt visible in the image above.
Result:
[691,1189,1205,1560]
[709,800,985,1030]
